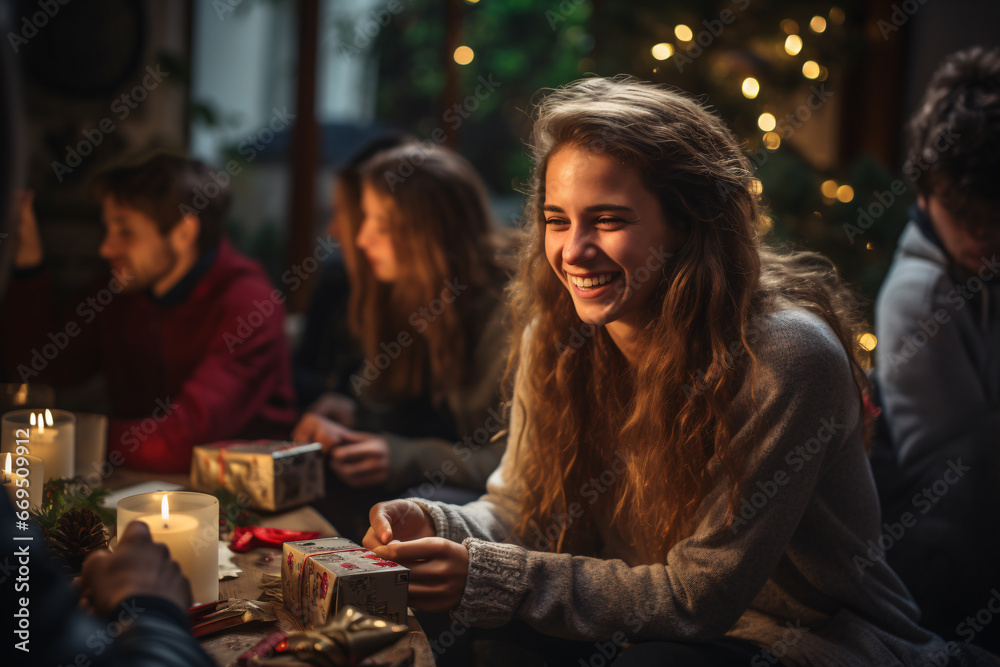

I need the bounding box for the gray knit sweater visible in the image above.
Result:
[413,309,995,666]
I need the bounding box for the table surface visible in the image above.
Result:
[103,467,434,667]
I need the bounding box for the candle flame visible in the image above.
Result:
[44,409,54,427]
[30,412,36,426]
[38,414,44,434]
[4,453,10,476]
[161,494,170,522]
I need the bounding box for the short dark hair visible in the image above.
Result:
[907,46,1000,215]
[93,153,231,253]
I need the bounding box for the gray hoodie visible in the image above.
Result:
[875,217,1000,465]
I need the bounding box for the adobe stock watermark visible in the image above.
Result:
[7,0,70,53]
[14,268,135,382]
[730,415,846,535]
[406,402,509,499]
[882,255,1000,374]
[51,64,170,182]
[843,127,960,244]
[545,0,586,31]
[223,233,338,353]
[335,0,411,60]
[673,0,751,73]
[179,106,297,220]
[381,75,502,191]
[853,459,970,574]
[349,277,468,392]
[532,449,630,551]
[749,620,810,666]
[877,0,928,41]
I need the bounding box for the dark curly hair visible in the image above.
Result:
[906,46,1000,219]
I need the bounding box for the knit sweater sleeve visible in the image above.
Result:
[419,310,861,642]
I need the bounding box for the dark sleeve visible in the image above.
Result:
[383,302,510,491]
[1,494,213,667]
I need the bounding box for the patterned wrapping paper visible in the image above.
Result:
[190,440,325,511]
[282,537,410,627]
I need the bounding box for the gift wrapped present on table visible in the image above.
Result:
[282,537,410,627]
[190,440,324,511]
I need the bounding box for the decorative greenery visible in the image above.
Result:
[29,477,115,532]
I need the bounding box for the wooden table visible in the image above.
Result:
[103,468,435,666]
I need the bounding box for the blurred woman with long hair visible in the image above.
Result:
[294,142,510,540]
[360,77,995,666]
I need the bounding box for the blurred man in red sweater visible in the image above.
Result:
[1,154,296,473]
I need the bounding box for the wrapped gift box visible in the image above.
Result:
[282,537,409,627]
[190,440,325,511]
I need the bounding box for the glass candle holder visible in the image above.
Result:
[117,491,220,604]
[2,452,44,509]
[74,413,108,481]
[1,409,76,481]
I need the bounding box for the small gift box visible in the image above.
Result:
[282,537,410,627]
[190,440,325,511]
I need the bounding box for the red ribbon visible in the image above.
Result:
[229,526,322,553]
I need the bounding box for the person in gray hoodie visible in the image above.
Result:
[360,77,996,666]
[874,46,1000,652]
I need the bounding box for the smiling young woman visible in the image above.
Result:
[362,77,997,666]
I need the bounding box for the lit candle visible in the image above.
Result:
[119,492,220,604]
[22,410,75,480]
[2,452,43,509]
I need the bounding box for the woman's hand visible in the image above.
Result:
[373,538,470,613]
[363,500,436,547]
[292,414,392,487]
[291,413,358,454]
[329,436,390,488]
[306,392,358,428]
[80,521,192,616]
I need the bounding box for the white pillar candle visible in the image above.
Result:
[1,409,75,481]
[118,492,219,604]
[2,452,43,509]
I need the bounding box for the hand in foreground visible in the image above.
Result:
[363,500,436,548]
[373,538,470,613]
[80,521,192,616]
[306,392,358,428]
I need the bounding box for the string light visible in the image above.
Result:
[802,60,820,79]
[763,131,781,149]
[858,333,877,351]
[809,15,827,33]
[757,113,776,131]
[674,24,693,41]
[741,77,760,99]
[651,43,674,60]
[836,185,854,202]
[784,34,803,56]
[453,46,474,65]
[821,180,838,198]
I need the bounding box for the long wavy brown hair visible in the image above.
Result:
[507,76,869,563]
[352,144,507,401]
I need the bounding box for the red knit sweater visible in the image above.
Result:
[1,240,297,473]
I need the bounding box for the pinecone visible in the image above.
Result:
[47,508,110,573]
